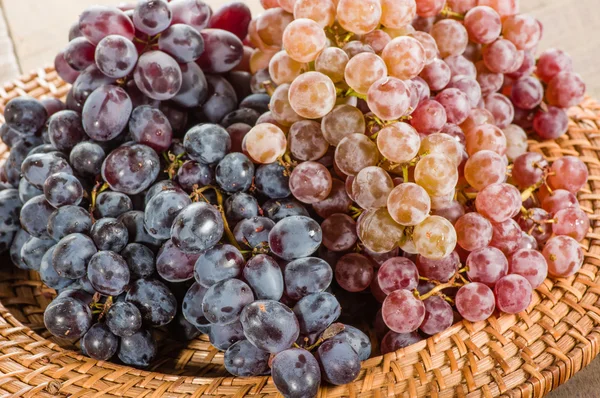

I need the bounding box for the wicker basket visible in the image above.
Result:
[0,67,599,398]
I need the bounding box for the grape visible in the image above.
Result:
[509,249,548,289]
[184,124,230,165]
[254,162,290,199]
[414,154,458,196]
[198,75,238,123]
[106,301,142,337]
[193,244,244,288]
[494,274,532,315]
[455,213,493,251]
[455,282,495,322]
[197,29,244,74]
[413,216,457,260]
[382,289,425,333]
[533,106,569,140]
[318,339,361,386]
[546,72,586,108]
[133,0,172,35]
[82,322,119,361]
[233,217,275,249]
[503,124,528,161]
[202,279,254,325]
[96,192,133,219]
[21,236,54,271]
[284,257,333,300]
[381,330,422,354]
[86,251,130,296]
[268,51,306,86]
[118,329,157,367]
[377,257,419,295]
[475,61,503,97]
[358,208,405,253]
[386,183,430,227]
[78,5,135,45]
[269,216,322,260]
[126,279,177,327]
[181,282,210,327]
[416,251,460,283]
[0,189,22,232]
[42,173,82,208]
[430,19,469,58]
[475,183,521,223]
[483,39,519,74]
[55,51,81,84]
[94,35,138,79]
[382,36,426,80]
[315,47,349,83]
[226,123,252,153]
[512,152,547,189]
[344,53,388,95]
[542,190,579,215]
[127,106,173,153]
[490,218,522,255]
[223,193,259,224]
[466,246,508,286]
[69,142,105,177]
[39,245,73,290]
[293,292,340,334]
[272,348,321,398]
[208,321,245,351]
[241,300,300,352]
[44,296,92,339]
[47,110,85,152]
[102,144,160,195]
[121,243,155,281]
[312,180,352,219]
[170,0,211,33]
[502,13,541,50]
[72,65,117,108]
[321,214,358,252]
[19,195,54,239]
[243,123,287,164]
[321,105,365,147]
[90,218,129,252]
[415,0,445,17]
[243,254,285,301]
[119,211,163,247]
[171,63,208,108]
[420,296,454,335]
[510,76,543,110]
[466,123,507,156]
[133,51,182,101]
[362,29,392,53]
[287,120,329,162]
[224,340,270,377]
[420,132,463,167]
[464,150,506,191]
[175,162,213,193]
[156,240,199,282]
[350,167,393,210]
[435,88,470,125]
[419,58,451,91]
[335,253,374,292]
[288,72,337,119]
[82,85,132,141]
[552,207,590,242]
[368,77,412,121]
[448,75,482,108]
[214,153,254,193]
[463,6,501,44]
[547,156,589,193]
[22,153,73,190]
[289,161,332,204]
[335,134,380,176]
[537,48,573,83]
[337,0,381,34]
[282,19,327,63]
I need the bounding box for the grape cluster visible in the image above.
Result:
[0,0,592,396]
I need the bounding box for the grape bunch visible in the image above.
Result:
[0,0,592,396]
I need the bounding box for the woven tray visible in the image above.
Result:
[0,66,599,398]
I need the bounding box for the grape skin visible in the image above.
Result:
[293,292,341,335]
[44,296,92,339]
[269,216,323,260]
[224,340,271,376]
[126,279,177,327]
[284,257,333,300]
[318,339,361,386]
[494,274,533,314]
[382,289,425,333]
[202,279,254,326]
[455,282,495,322]
[240,300,300,353]
[272,348,321,398]
[156,239,198,283]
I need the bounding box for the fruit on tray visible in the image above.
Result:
[0,0,591,396]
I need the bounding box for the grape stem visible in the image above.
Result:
[89,181,110,221]
[440,7,465,20]
[164,151,185,180]
[415,281,459,301]
[402,165,409,184]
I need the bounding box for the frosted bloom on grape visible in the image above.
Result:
[464,150,507,191]
[547,156,588,194]
[244,123,287,164]
[288,120,329,161]
[289,161,333,204]
[419,133,463,167]
[382,37,426,80]
[464,6,501,44]
[315,47,349,83]
[381,0,416,29]
[546,72,586,108]
[490,219,522,255]
[288,72,337,119]
[358,208,405,253]
[483,39,519,74]
[387,183,431,226]
[367,78,412,121]
[416,252,460,283]
[466,246,508,286]
[268,51,307,85]
[413,216,457,260]
[282,19,327,63]
[484,93,514,129]
[335,253,374,292]
[435,88,470,125]
[419,59,451,92]
[494,275,532,314]
[420,296,454,335]
[466,123,507,156]
[352,167,394,210]
[270,84,303,127]
[408,32,438,64]
[410,99,447,135]
[455,213,493,251]
[455,282,495,322]
[475,183,521,223]
[345,53,388,95]
[376,122,420,164]
[414,154,459,196]
[503,124,528,161]
[362,30,392,54]
[293,0,336,27]
[510,76,543,110]
[335,134,380,176]
[378,257,419,294]
[478,0,519,18]
[382,289,425,333]
[415,0,445,17]
[543,236,584,278]
[502,14,542,51]
[553,207,590,242]
[509,249,548,289]
[536,48,573,84]
[430,20,469,58]
[533,106,569,140]
[337,0,382,34]
[322,105,366,146]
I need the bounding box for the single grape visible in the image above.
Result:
[118,329,157,367]
[40,245,73,290]
[95,35,138,78]
[69,142,105,177]
[208,321,245,351]
[240,299,300,353]
[156,239,199,282]
[288,72,337,119]
[193,244,244,288]
[420,296,454,335]
[81,323,119,361]
[289,161,332,204]
[0,189,23,233]
[284,257,333,300]
[82,85,132,141]
[181,282,210,328]
[381,330,423,354]
[293,292,340,335]
[547,156,589,194]
[102,144,160,195]
[335,133,380,176]
[344,53,388,95]
[413,216,457,260]
[464,150,507,191]
[216,153,255,193]
[318,339,361,386]
[490,218,522,255]
[269,216,322,260]
[19,195,55,239]
[202,279,254,325]
[170,0,211,33]
[233,217,275,250]
[47,110,85,151]
[315,47,349,83]
[243,254,284,301]
[542,189,579,215]
[381,36,426,80]
[358,208,405,253]
[509,249,548,289]
[106,301,142,337]
[78,5,135,45]
[455,213,493,251]
[243,123,287,164]
[377,257,419,294]
[455,282,495,322]
[335,253,374,292]
[184,124,231,165]
[134,51,182,100]
[533,106,569,140]
[382,289,425,333]
[367,77,412,121]
[126,279,177,327]
[282,18,327,63]
[65,36,98,71]
[224,340,271,376]
[483,38,519,74]
[553,207,590,242]
[414,154,458,196]
[416,252,460,283]
[475,183,522,223]
[90,218,129,252]
[43,173,83,208]
[419,58,451,91]
[197,29,244,73]
[44,296,92,339]
[272,348,321,398]
[466,246,508,286]
[510,76,543,110]
[321,214,358,252]
[337,0,382,34]
[121,243,155,280]
[494,274,533,314]
[21,236,54,271]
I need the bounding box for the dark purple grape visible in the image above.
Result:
[79,5,135,45]
[255,162,291,199]
[227,71,253,102]
[317,339,361,385]
[53,233,97,279]
[21,236,54,271]
[380,330,423,354]
[126,279,177,326]
[144,189,192,240]
[82,85,132,141]
[133,0,172,35]
[55,51,81,84]
[197,29,243,74]
[169,0,212,33]
[40,98,67,118]
[118,210,164,247]
[0,124,22,148]
[182,282,210,327]
[118,329,157,367]
[19,195,55,238]
[240,93,270,114]
[284,257,333,301]
[160,103,189,133]
[331,325,371,360]
[28,144,63,157]
[209,321,245,351]
[272,348,321,398]
[200,75,238,123]
[269,216,322,260]
[56,288,94,305]
[226,123,251,154]
[64,37,96,71]
[125,79,161,109]
[40,245,74,290]
[43,172,83,208]
[82,323,119,361]
[128,106,173,153]
[0,189,22,232]
[240,300,300,353]
[87,251,130,296]
[170,202,224,254]
[4,135,43,186]
[293,292,341,335]
[263,198,309,222]
[243,254,284,300]
[184,124,231,165]
[44,295,92,339]
[208,2,251,41]
[102,143,160,195]
[47,205,93,241]
[0,231,15,255]
[224,192,259,223]
[121,243,155,280]
[177,161,214,192]
[158,24,204,63]
[95,191,133,218]
[233,216,275,249]
[4,96,47,135]
[69,21,83,41]
[107,301,142,337]
[171,62,209,108]
[202,278,254,325]
[72,65,116,108]
[215,153,254,193]
[10,229,31,270]
[69,141,106,177]
[170,311,203,341]
[145,180,183,205]
[95,35,139,78]
[47,110,85,151]
[220,108,260,128]
[224,340,270,376]
[22,153,73,189]
[194,244,244,287]
[90,218,129,252]
[134,51,182,101]
[156,239,199,282]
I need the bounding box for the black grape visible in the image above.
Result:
[182,282,210,328]
[43,172,83,208]
[3,96,47,135]
[171,62,209,108]
[201,279,254,325]
[47,205,93,241]
[243,254,284,301]
[95,191,133,218]
[272,348,321,398]
[126,279,177,327]
[183,124,231,165]
[215,153,254,193]
[21,236,54,271]
[69,141,106,177]
[118,329,157,367]
[331,325,372,361]
[47,110,85,151]
[44,296,92,339]
[269,216,322,260]
[233,217,275,250]
[106,301,143,337]
[82,85,132,141]
[158,24,205,63]
[52,233,97,279]
[194,244,244,287]
[40,245,74,290]
[284,257,333,301]
[134,51,182,101]
[90,218,129,252]
[224,340,270,377]
[240,300,299,354]
[81,323,119,361]
[118,211,164,247]
[144,189,192,240]
[18,178,42,203]
[220,108,260,128]
[293,292,341,335]
[200,75,238,123]
[197,29,244,74]
[176,160,214,192]
[209,321,245,351]
[317,339,361,385]
[239,93,271,114]
[0,189,22,232]
[255,162,291,199]
[101,143,160,195]
[128,105,173,153]
[170,202,224,254]
[19,195,55,238]
[156,239,199,282]
[263,198,309,223]
[224,192,259,224]
[121,243,155,280]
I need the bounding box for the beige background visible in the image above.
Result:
[0,0,599,396]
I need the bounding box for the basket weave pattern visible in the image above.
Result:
[0,67,599,397]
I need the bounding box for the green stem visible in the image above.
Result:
[402,165,409,183]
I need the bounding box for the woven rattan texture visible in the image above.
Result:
[0,67,599,397]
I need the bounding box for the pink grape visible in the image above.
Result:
[335,253,374,292]
[476,61,504,96]
[455,282,495,322]
[511,152,548,189]
[483,39,519,74]
[376,122,421,164]
[352,167,394,210]
[536,48,573,83]
[410,99,447,135]
[322,214,358,252]
[502,14,542,51]
[289,161,333,204]
[553,207,590,242]
[509,249,548,288]
[408,32,439,64]
[484,93,515,129]
[444,55,477,79]
[419,59,451,92]
[430,19,469,58]
[435,88,471,125]
[510,76,543,110]
[336,0,382,34]
[542,189,579,215]
[547,156,588,194]
[466,246,508,286]
[335,134,380,176]
[476,183,521,223]
[381,36,426,80]
[478,0,519,18]
[490,219,522,255]
[416,251,460,283]
[464,150,507,191]
[387,183,431,227]
[382,289,426,333]
[533,106,569,140]
[377,257,419,294]
[494,274,532,314]
[312,179,353,218]
[464,6,501,44]
[367,77,412,121]
[517,208,552,246]
[455,213,493,251]
[543,236,584,278]
[415,0,445,17]
[288,120,330,161]
[465,123,507,156]
[420,296,454,335]
[448,76,482,108]
[546,72,586,108]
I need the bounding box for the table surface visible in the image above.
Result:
[0,0,599,397]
